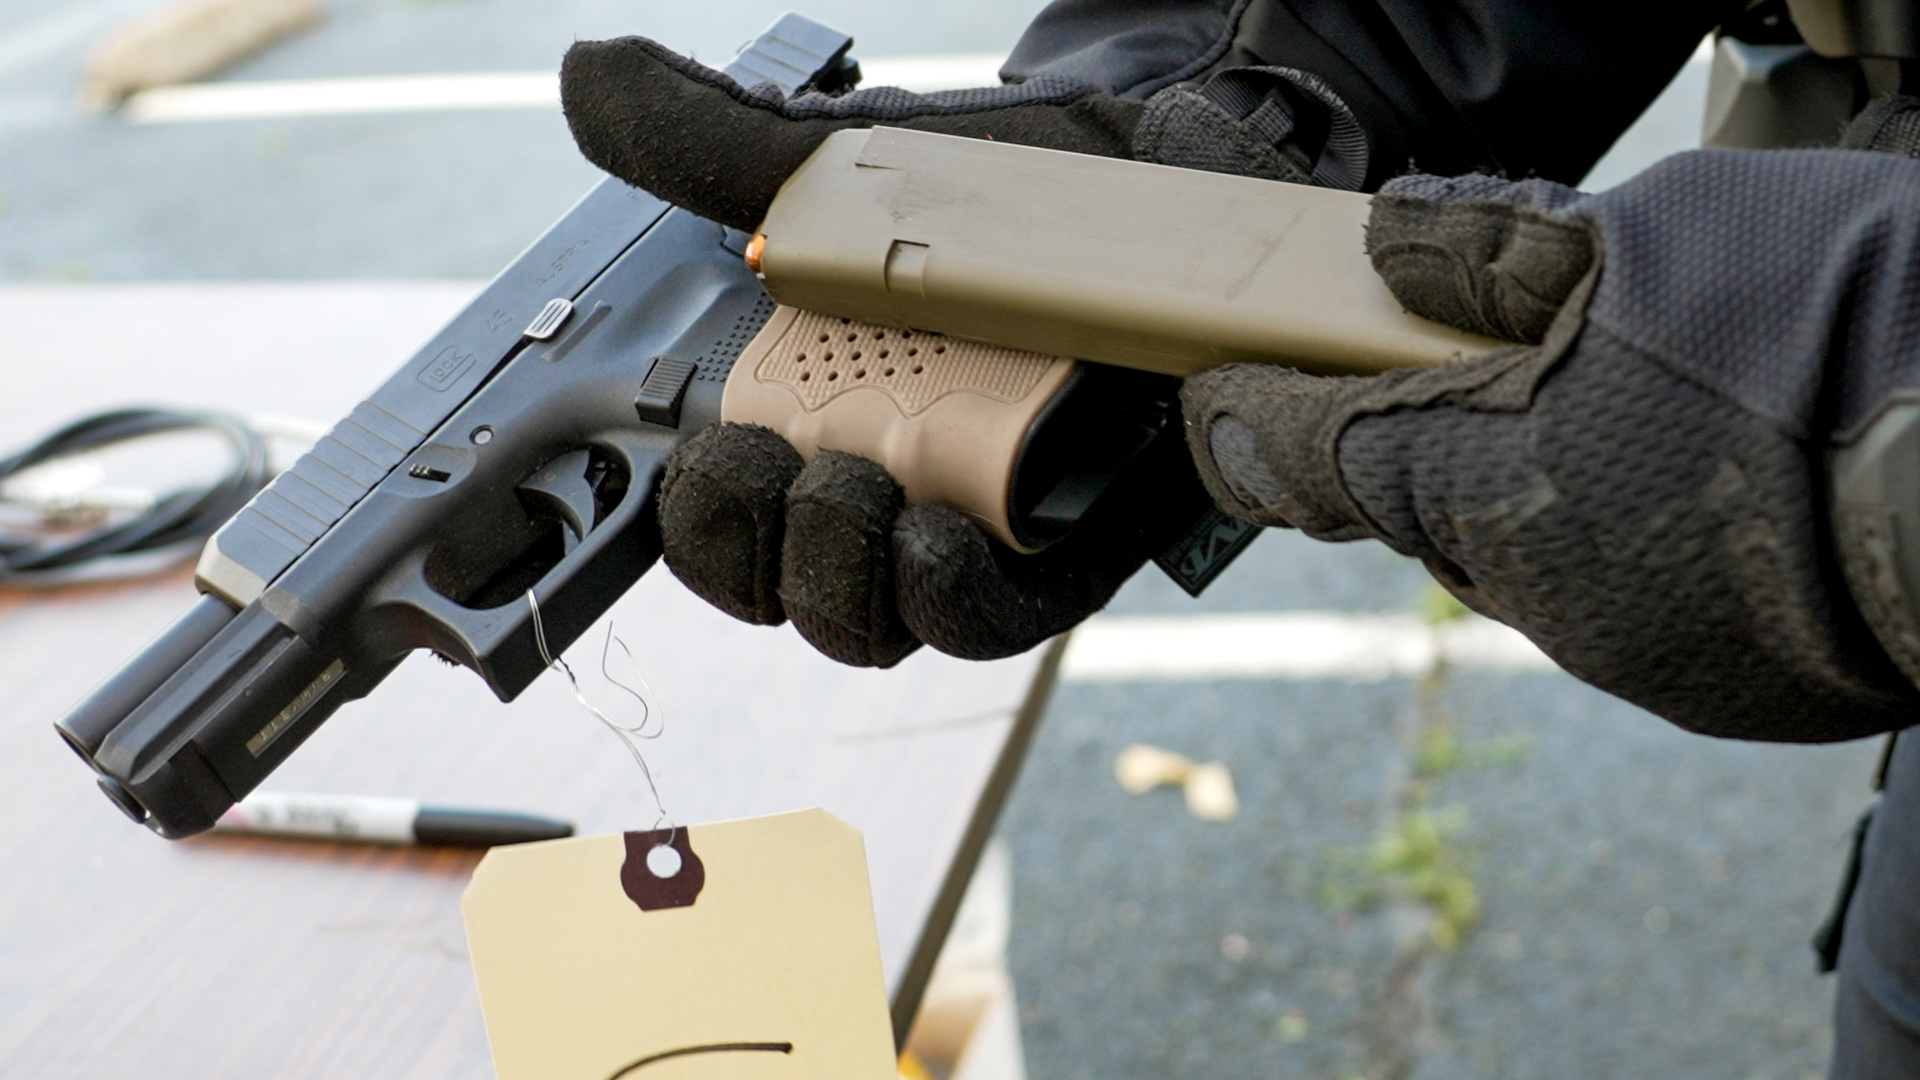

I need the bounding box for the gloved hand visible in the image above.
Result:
[656,422,1210,667]
[1183,144,1920,742]
[559,36,1364,666]
[558,37,1370,230]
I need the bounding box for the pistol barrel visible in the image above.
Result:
[56,594,236,758]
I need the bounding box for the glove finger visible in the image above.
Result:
[892,504,1145,661]
[779,451,921,668]
[560,36,1141,232]
[1182,345,1553,536]
[1181,364,1380,538]
[894,401,1214,662]
[1366,173,1596,343]
[659,422,802,625]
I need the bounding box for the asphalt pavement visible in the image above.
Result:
[0,4,1884,1078]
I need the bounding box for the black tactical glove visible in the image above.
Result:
[560,36,1365,667]
[1184,145,1920,742]
[657,422,1211,667]
[559,37,1371,230]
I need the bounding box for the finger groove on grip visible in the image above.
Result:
[659,423,802,625]
[780,451,921,667]
[1367,194,1594,344]
[724,306,1078,551]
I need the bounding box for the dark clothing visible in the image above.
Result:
[1836,731,1920,1079]
[1004,0,1738,186]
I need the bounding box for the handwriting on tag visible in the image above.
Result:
[462,808,898,1080]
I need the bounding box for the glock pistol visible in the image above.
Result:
[55,14,865,838]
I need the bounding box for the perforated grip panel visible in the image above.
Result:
[750,310,1058,412]
[723,307,1077,551]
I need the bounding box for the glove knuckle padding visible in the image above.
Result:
[1367,183,1595,344]
[659,423,802,626]
[779,451,920,668]
[559,36,1139,232]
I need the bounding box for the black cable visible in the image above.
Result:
[0,408,273,582]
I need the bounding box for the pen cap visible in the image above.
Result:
[414,808,574,848]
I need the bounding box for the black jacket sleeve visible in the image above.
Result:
[1004,0,1741,187]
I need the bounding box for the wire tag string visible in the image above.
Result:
[526,589,675,838]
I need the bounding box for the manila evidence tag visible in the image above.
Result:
[462,808,899,1080]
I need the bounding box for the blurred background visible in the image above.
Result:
[0,2,1879,1078]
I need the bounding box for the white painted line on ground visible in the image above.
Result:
[1059,611,1556,683]
[126,71,557,122]
[122,52,1009,124]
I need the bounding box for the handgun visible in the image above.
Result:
[56,14,1494,840]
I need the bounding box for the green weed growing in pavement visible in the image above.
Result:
[1416,727,1535,779]
[1372,805,1479,948]
[1418,580,1472,626]
[1313,581,1539,949]
[1315,805,1480,949]
[1414,724,1458,777]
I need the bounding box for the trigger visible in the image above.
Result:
[517,449,597,550]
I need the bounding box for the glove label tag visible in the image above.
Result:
[1154,507,1261,597]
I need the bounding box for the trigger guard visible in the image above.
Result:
[365,431,670,701]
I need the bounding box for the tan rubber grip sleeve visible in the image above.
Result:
[755,127,1501,376]
[722,306,1076,553]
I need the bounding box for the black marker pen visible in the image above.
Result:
[213,791,574,848]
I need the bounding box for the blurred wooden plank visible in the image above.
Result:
[0,284,1056,1079]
